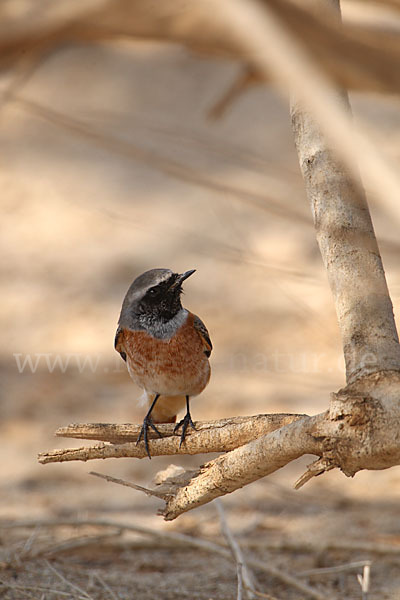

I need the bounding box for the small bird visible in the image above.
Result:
[115,268,212,458]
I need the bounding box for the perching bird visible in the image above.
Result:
[115,268,212,458]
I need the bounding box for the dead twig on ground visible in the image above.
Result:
[35,532,122,559]
[92,573,119,600]
[0,579,84,599]
[247,588,280,600]
[0,518,334,600]
[44,560,94,600]
[299,560,372,578]
[357,563,371,600]
[216,499,256,600]
[4,518,399,557]
[5,519,400,556]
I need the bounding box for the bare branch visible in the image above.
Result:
[299,560,372,578]
[159,415,323,521]
[45,559,94,600]
[216,500,257,599]
[289,0,400,383]
[357,563,371,600]
[55,414,304,442]
[3,0,400,97]
[38,414,306,463]
[4,518,400,556]
[0,518,335,600]
[208,68,258,119]
[155,376,400,519]
[16,97,302,225]
[215,0,400,228]
[291,93,400,383]
[40,375,400,520]
[294,457,335,490]
[89,471,167,499]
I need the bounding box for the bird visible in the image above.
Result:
[115,268,212,458]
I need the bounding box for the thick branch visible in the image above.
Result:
[290,2,400,382]
[160,415,323,520]
[291,100,400,382]
[38,414,305,464]
[156,373,400,520]
[39,376,400,519]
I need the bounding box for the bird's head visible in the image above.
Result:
[119,268,195,328]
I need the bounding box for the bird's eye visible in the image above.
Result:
[147,288,158,296]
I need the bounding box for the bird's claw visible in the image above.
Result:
[137,417,163,459]
[174,412,196,447]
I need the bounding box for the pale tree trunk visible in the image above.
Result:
[292,97,400,383]
[290,0,400,384]
[39,0,400,521]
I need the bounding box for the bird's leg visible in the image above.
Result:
[137,393,162,459]
[174,396,196,447]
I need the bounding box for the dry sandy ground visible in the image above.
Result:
[2,19,400,600]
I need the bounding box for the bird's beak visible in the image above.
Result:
[179,269,196,283]
[169,269,196,291]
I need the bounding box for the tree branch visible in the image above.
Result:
[38,414,306,464]
[158,415,323,520]
[290,2,400,383]
[44,375,400,521]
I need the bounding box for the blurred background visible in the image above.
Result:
[2,1,400,598]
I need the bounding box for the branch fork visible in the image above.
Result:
[39,371,400,521]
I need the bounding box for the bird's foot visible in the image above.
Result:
[174,412,196,447]
[137,417,163,459]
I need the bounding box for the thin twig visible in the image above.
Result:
[216,499,256,599]
[0,518,334,600]
[237,562,244,600]
[295,458,335,490]
[3,519,399,557]
[208,67,257,119]
[89,471,167,499]
[245,587,280,600]
[0,580,84,599]
[299,560,372,578]
[357,564,371,600]
[245,539,400,556]
[16,97,305,225]
[0,50,48,111]
[35,532,122,558]
[93,573,119,600]
[222,0,400,225]
[44,560,94,600]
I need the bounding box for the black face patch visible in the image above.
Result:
[145,275,177,301]
[137,274,183,322]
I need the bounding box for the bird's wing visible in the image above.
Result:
[193,314,212,358]
[114,326,127,362]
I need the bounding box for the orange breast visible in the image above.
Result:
[121,312,210,397]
